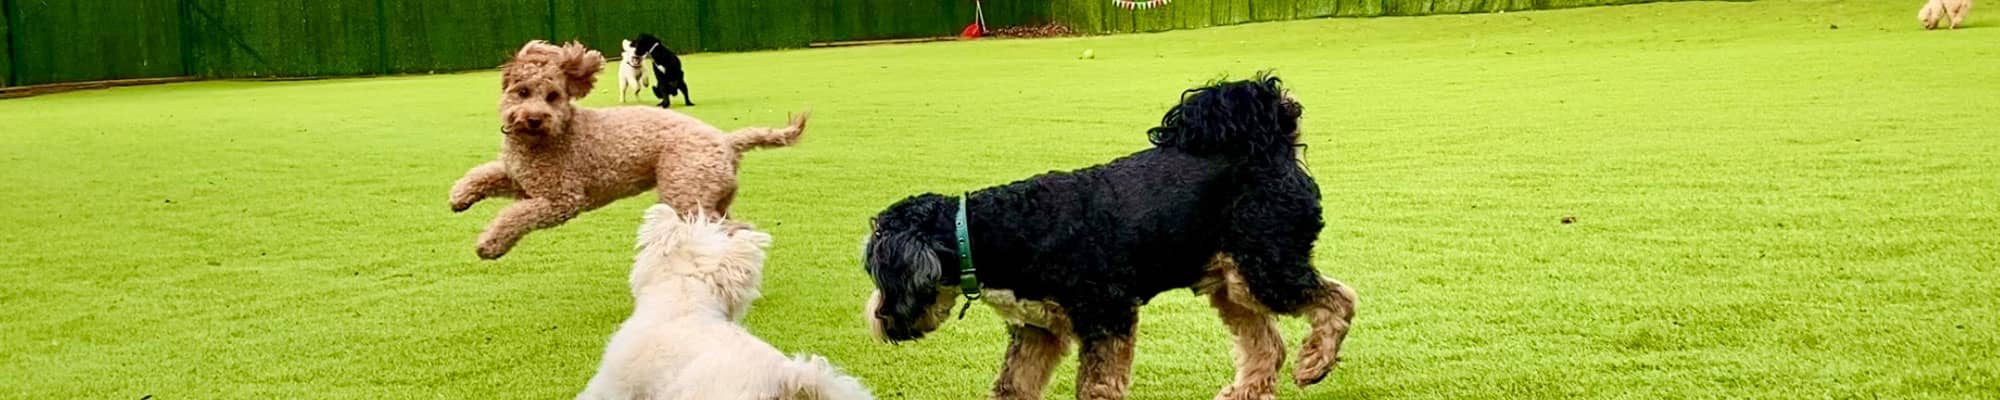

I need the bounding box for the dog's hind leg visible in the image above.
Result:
[679,83,694,106]
[1206,274,1284,400]
[655,151,737,216]
[991,325,1071,400]
[450,161,517,212]
[475,196,583,259]
[652,80,673,108]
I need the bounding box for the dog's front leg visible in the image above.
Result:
[1209,284,1283,400]
[1293,278,1358,387]
[1949,3,1968,29]
[1073,314,1138,400]
[450,161,517,212]
[992,324,1071,400]
[475,196,582,259]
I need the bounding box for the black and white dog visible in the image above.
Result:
[630,33,692,108]
[861,74,1357,400]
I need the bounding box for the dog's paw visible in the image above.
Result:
[1213,385,1276,400]
[1292,336,1339,387]
[449,193,483,213]
[476,241,511,260]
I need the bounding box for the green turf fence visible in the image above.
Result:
[553,0,698,56]
[0,0,1010,85]
[4,0,183,86]
[1,0,12,87]
[184,0,385,77]
[1049,0,1682,33]
[0,0,1703,87]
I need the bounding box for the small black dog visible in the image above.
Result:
[630,33,692,108]
[861,74,1357,400]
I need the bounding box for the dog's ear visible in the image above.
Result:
[866,231,945,300]
[556,41,605,99]
[637,204,684,250]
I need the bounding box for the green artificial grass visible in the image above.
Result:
[3,0,1997,398]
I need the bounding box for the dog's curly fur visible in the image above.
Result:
[1919,0,1973,30]
[449,40,807,259]
[577,205,874,400]
[860,74,1357,400]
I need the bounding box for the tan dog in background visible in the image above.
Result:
[450,40,808,259]
[1920,0,1973,29]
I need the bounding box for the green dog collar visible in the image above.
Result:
[954,194,981,301]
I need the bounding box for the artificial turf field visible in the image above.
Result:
[3,0,1997,398]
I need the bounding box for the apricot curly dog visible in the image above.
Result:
[450,40,808,260]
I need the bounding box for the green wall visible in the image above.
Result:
[1051,0,1671,33]
[0,0,1700,87]
[6,0,184,85]
[1,0,12,87]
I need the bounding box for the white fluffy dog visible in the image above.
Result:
[618,39,651,103]
[1920,0,1973,30]
[577,205,873,400]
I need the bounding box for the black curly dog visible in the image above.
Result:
[862,74,1358,400]
[630,33,691,108]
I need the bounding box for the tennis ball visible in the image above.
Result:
[1082,49,1095,59]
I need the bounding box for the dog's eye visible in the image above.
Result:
[546,92,560,102]
[515,89,529,99]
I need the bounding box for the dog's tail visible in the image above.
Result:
[778,353,875,400]
[1145,72,1301,166]
[727,110,810,153]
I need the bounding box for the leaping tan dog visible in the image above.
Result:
[450,40,807,259]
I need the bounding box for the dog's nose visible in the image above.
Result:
[525,116,544,129]
[883,324,921,342]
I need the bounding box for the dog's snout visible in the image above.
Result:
[502,111,553,136]
[884,325,923,342]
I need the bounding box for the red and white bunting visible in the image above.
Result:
[1112,0,1171,10]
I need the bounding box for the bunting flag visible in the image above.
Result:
[1112,0,1172,10]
